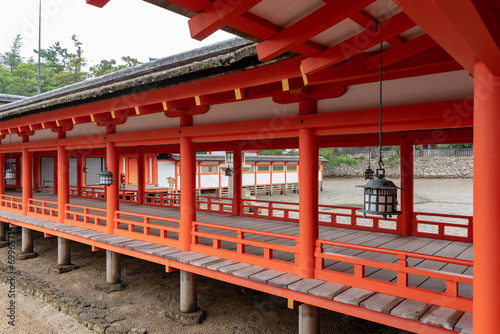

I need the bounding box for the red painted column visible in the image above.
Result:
[137,151,145,205]
[399,138,414,236]
[232,145,242,216]
[180,115,195,251]
[298,100,318,278]
[22,148,32,215]
[57,146,69,224]
[106,140,119,235]
[0,153,5,195]
[473,61,500,333]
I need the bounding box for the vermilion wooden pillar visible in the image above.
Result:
[473,61,500,333]
[298,100,318,278]
[0,153,5,195]
[22,148,32,215]
[137,151,145,205]
[232,145,242,216]
[180,116,195,251]
[57,146,69,224]
[106,140,119,235]
[399,139,414,236]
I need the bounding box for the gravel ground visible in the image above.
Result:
[0,178,471,333]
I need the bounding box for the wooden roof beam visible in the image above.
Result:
[188,0,263,41]
[256,0,375,62]
[301,12,416,75]
[432,0,500,75]
[350,9,406,47]
[86,0,110,8]
[365,34,437,70]
[394,0,477,75]
[304,47,459,86]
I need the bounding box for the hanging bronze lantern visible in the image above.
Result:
[98,121,114,186]
[4,134,15,181]
[357,41,403,220]
[357,167,402,220]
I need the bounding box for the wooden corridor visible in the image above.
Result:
[0,191,473,332]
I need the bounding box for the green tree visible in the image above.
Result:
[0,66,14,94]
[119,56,142,69]
[53,35,87,85]
[11,62,37,96]
[90,59,117,77]
[35,41,69,74]
[1,35,23,74]
[260,149,284,156]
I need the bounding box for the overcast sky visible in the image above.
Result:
[0,0,233,68]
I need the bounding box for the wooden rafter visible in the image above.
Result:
[188,0,263,41]
[256,0,376,62]
[301,12,416,75]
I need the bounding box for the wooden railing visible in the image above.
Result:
[27,199,58,222]
[241,199,400,233]
[196,196,232,214]
[0,194,23,213]
[80,187,106,200]
[191,221,298,273]
[119,190,139,203]
[64,204,107,232]
[241,199,472,241]
[114,211,180,248]
[315,239,473,313]
[412,212,473,242]
[144,192,180,208]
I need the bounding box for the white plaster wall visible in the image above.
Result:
[257,173,271,185]
[272,173,285,184]
[157,161,175,188]
[201,174,219,188]
[243,174,254,186]
[287,172,298,183]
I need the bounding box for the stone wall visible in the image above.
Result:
[324,156,473,179]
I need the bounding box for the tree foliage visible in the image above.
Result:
[0,35,143,97]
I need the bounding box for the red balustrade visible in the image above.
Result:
[27,198,58,222]
[114,211,180,248]
[0,194,23,213]
[196,196,232,214]
[315,239,473,312]
[64,204,108,232]
[191,221,298,273]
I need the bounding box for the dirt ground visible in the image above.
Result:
[0,178,471,333]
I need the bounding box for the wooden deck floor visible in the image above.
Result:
[1,192,473,332]
[35,192,473,298]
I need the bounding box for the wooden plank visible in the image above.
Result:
[152,247,182,257]
[308,282,350,299]
[218,262,252,274]
[268,273,302,288]
[333,287,375,306]
[172,251,210,263]
[249,269,286,283]
[288,278,325,293]
[360,293,404,314]
[189,256,221,267]
[232,265,267,279]
[420,305,464,330]
[138,244,167,255]
[390,299,431,320]
[124,241,153,250]
[205,259,237,270]
[454,312,472,334]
